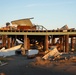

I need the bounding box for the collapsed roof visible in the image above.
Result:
[11,18,33,26]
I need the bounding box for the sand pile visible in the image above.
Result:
[30,57,51,67]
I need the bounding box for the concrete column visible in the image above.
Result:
[71,37,74,51]
[44,35,48,51]
[65,35,69,52]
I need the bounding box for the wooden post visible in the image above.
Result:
[22,35,27,55]
[24,35,27,50]
[27,38,30,49]
[65,35,69,52]
[2,35,6,47]
[63,35,65,52]
[71,37,74,51]
[60,37,63,51]
[44,35,48,51]
[52,36,55,45]
[11,38,15,47]
[7,37,11,48]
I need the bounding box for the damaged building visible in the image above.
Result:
[0,18,76,57]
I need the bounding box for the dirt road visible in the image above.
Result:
[0,55,76,75]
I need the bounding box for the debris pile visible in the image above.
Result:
[42,46,61,60]
[0,57,8,66]
[30,45,76,68]
[0,61,7,66]
[30,57,50,66]
[69,56,76,63]
[60,25,68,30]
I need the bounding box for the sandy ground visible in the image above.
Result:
[0,54,76,75]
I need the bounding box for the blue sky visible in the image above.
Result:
[0,0,76,29]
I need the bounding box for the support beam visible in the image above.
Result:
[52,36,55,45]
[63,35,65,52]
[71,37,74,51]
[2,35,6,47]
[7,37,11,48]
[65,35,69,52]
[44,35,48,51]
[60,37,63,51]
[27,38,30,49]
[22,35,27,55]
[24,35,27,50]
[11,38,15,47]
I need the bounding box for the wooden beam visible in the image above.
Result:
[24,35,27,50]
[44,35,48,51]
[2,35,6,47]
[60,37,63,51]
[65,35,69,52]
[7,37,11,48]
[63,35,65,52]
[71,37,74,51]
[11,38,15,47]
[52,36,55,45]
[1,30,76,35]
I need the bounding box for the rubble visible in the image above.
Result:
[0,60,8,66]
[31,57,50,66]
[42,46,61,60]
[60,25,69,30]
[0,44,22,57]
[26,49,39,58]
[0,57,8,67]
